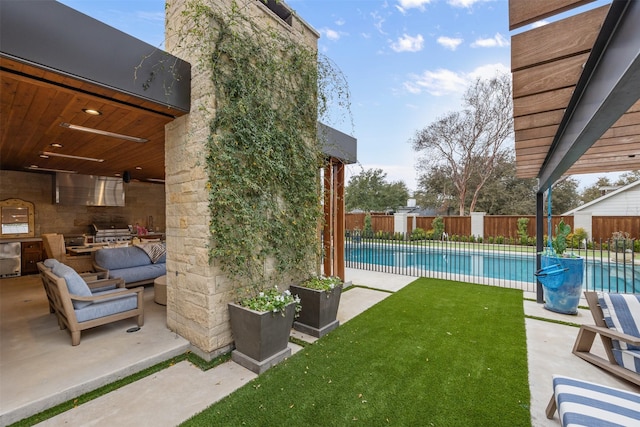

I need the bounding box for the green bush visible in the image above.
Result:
[432,216,445,240]
[375,230,390,240]
[393,232,405,241]
[477,236,483,243]
[487,236,494,244]
[496,235,504,244]
[411,228,427,241]
[573,227,588,246]
[517,218,529,243]
[363,214,373,238]
[426,229,435,240]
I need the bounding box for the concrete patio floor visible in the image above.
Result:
[1,269,638,426]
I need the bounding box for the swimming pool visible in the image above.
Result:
[345,242,640,293]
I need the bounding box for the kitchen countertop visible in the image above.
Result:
[0,237,42,244]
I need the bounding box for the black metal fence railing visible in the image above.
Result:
[344,232,639,294]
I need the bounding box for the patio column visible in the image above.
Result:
[323,158,346,281]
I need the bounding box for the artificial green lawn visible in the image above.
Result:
[182,278,531,426]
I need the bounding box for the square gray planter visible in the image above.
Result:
[290,283,342,338]
[228,302,295,374]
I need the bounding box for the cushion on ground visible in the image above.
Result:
[552,375,640,426]
[94,246,166,270]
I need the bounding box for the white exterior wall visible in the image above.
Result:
[567,184,640,216]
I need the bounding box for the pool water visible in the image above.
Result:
[345,243,640,293]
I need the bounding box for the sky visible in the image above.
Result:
[58,0,619,192]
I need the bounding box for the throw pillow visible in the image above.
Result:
[52,262,92,309]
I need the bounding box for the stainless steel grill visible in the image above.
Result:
[91,223,132,243]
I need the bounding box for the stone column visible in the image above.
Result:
[163,0,319,360]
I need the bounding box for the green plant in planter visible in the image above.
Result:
[611,231,633,253]
[236,287,301,315]
[551,219,572,256]
[300,275,342,292]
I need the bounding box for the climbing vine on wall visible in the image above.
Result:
[177,1,351,288]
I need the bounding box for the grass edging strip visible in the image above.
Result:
[525,314,581,328]
[10,351,230,427]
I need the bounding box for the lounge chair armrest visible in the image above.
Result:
[70,286,143,302]
[93,263,109,274]
[81,271,108,280]
[580,324,640,347]
[86,277,126,290]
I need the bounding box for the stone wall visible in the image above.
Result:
[164,0,319,359]
[0,170,165,238]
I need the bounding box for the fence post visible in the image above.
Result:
[574,212,592,240]
[470,212,486,240]
[394,213,408,235]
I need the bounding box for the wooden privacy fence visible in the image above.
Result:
[345,213,640,239]
[345,213,394,234]
[592,217,640,241]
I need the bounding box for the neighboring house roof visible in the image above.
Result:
[563,180,640,216]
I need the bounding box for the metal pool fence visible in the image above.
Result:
[344,232,639,294]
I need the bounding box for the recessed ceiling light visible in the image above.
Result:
[41,151,104,162]
[147,178,165,183]
[26,165,78,174]
[59,122,148,143]
[114,173,122,177]
[135,166,143,170]
[82,108,102,116]
[39,154,50,159]
[50,143,63,148]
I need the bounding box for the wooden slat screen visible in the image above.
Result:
[509,0,595,30]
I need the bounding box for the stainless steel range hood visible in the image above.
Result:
[55,173,125,206]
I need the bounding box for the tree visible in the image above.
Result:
[615,170,640,186]
[417,151,538,215]
[473,155,537,214]
[580,176,613,205]
[547,177,580,214]
[345,168,409,212]
[411,74,513,215]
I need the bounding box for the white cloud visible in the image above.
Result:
[391,34,425,52]
[437,36,463,51]
[321,28,341,41]
[396,0,434,12]
[404,69,468,96]
[468,63,511,80]
[447,0,488,7]
[531,20,549,29]
[335,18,346,26]
[371,11,387,35]
[471,33,509,48]
[403,63,509,96]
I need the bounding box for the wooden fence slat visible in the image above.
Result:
[344,213,640,240]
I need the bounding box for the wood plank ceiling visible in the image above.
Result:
[0,58,185,183]
[510,0,640,180]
